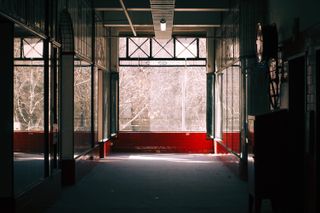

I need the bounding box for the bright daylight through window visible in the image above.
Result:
[119,37,207,131]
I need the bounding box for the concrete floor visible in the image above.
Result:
[45,153,249,213]
[14,152,44,195]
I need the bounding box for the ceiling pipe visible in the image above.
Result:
[118,0,137,36]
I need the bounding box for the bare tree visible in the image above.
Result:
[14,66,44,131]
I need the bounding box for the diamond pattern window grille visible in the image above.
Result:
[22,38,43,58]
[129,38,150,58]
[120,37,206,67]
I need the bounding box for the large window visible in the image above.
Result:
[74,60,92,156]
[119,67,206,131]
[13,37,45,195]
[215,64,241,154]
[119,37,207,132]
[222,66,241,132]
[119,37,206,67]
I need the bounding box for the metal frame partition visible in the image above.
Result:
[119,37,207,67]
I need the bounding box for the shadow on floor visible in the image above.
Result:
[45,153,249,213]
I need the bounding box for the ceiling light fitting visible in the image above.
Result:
[160,18,166,31]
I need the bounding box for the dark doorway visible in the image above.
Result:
[288,56,305,149]
[287,55,305,212]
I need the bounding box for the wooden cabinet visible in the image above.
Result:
[247,110,292,212]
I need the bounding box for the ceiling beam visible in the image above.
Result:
[150,0,175,39]
[118,0,136,36]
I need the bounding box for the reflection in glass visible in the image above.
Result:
[74,60,92,157]
[221,65,241,153]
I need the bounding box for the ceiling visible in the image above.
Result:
[93,0,231,37]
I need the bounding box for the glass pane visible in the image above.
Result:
[220,66,241,153]
[119,37,126,58]
[128,37,150,58]
[23,38,43,58]
[176,38,197,58]
[74,60,92,157]
[119,67,206,131]
[14,60,44,195]
[14,38,21,58]
[152,38,174,58]
[199,38,207,58]
[185,67,206,131]
[119,59,206,67]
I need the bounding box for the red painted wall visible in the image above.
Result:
[103,141,112,156]
[112,132,213,153]
[14,131,45,153]
[215,132,241,154]
[13,131,240,155]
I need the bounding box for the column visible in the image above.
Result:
[60,53,75,185]
[0,18,14,212]
[110,29,119,136]
[207,29,216,150]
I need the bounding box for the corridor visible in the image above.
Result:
[46,154,248,213]
[1,0,319,212]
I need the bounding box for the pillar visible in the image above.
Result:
[110,29,119,136]
[60,53,75,185]
[0,18,14,212]
[206,29,216,151]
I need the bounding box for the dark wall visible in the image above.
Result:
[268,0,320,41]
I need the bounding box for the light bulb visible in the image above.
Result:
[160,19,166,31]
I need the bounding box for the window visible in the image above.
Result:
[119,37,207,132]
[74,59,92,156]
[13,36,45,195]
[119,37,206,67]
